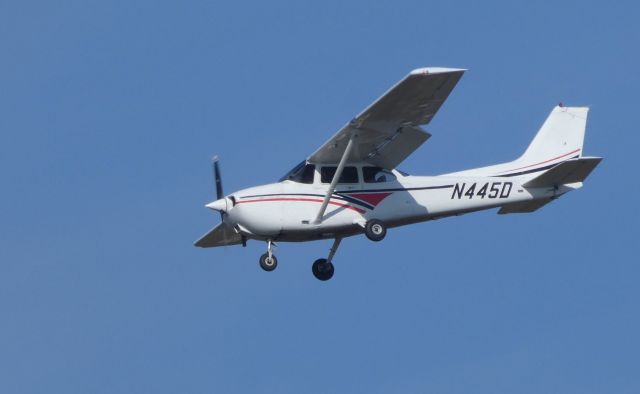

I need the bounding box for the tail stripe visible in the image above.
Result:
[497,148,581,174]
[496,154,580,177]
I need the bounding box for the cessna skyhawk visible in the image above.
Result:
[195,67,601,281]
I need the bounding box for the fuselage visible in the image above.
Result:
[216,165,565,242]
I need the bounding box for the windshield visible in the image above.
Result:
[279,161,316,184]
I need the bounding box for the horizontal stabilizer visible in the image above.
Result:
[522,157,602,188]
[194,222,243,248]
[498,197,554,214]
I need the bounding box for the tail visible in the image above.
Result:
[511,105,588,174]
[445,105,594,178]
[494,106,602,214]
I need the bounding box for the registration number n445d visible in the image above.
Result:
[451,182,512,199]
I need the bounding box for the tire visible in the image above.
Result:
[312,258,334,281]
[259,253,278,272]
[365,219,386,242]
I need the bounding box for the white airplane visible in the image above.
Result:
[196,67,601,281]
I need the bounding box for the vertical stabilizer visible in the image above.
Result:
[518,106,588,164]
[441,105,591,178]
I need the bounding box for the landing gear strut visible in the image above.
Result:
[259,239,277,272]
[312,238,341,281]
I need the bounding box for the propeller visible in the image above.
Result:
[211,156,225,220]
[213,155,223,200]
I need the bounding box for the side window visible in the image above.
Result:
[321,166,359,183]
[363,167,397,183]
[340,167,359,183]
[321,167,336,183]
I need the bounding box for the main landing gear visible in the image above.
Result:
[364,219,386,242]
[259,239,277,272]
[312,237,341,281]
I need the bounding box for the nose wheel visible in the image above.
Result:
[259,253,277,271]
[259,239,278,272]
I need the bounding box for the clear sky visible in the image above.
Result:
[1,1,638,393]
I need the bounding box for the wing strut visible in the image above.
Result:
[313,133,356,224]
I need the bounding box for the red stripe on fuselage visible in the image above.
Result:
[346,192,392,206]
[236,198,366,214]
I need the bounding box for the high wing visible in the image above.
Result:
[308,67,465,169]
[194,222,243,248]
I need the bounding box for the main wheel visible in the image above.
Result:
[365,219,386,242]
[259,253,278,272]
[312,258,334,281]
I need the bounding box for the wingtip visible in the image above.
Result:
[409,67,467,75]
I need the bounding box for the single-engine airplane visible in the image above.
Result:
[196,67,601,281]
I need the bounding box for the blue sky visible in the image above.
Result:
[1,1,638,393]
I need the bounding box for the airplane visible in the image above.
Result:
[195,67,601,281]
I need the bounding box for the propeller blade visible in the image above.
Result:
[212,156,224,221]
[212,156,223,200]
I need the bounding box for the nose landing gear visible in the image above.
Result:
[259,239,277,272]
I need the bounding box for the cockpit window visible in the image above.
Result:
[320,166,359,183]
[279,161,315,184]
[363,166,397,183]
